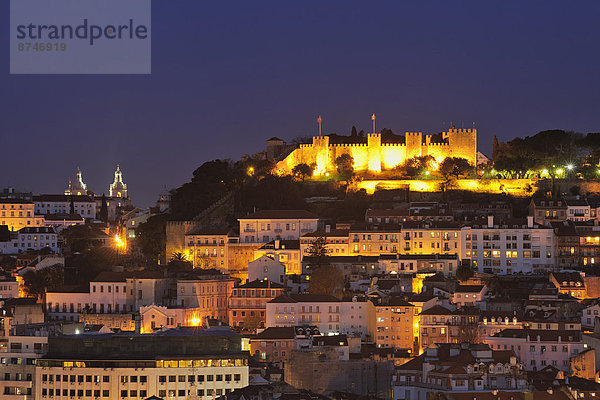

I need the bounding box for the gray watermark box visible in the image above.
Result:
[10,0,151,74]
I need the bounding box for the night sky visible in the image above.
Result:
[2,1,600,207]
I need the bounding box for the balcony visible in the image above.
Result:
[243,229,256,233]
[274,229,283,233]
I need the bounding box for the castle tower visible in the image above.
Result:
[444,128,477,165]
[266,137,285,161]
[109,165,128,198]
[312,136,330,175]
[405,132,423,160]
[65,167,87,196]
[367,133,382,172]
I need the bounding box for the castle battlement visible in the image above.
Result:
[275,126,477,176]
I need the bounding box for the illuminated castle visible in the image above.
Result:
[275,128,477,175]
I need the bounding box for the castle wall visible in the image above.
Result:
[275,128,477,176]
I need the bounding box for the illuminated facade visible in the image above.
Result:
[176,273,235,321]
[0,200,44,232]
[367,296,416,351]
[64,167,87,196]
[276,128,477,175]
[109,164,128,198]
[35,328,249,400]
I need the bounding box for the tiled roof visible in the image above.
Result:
[455,284,485,293]
[493,328,581,342]
[186,226,232,236]
[34,194,94,202]
[240,210,318,220]
[301,228,349,238]
[255,327,296,340]
[419,305,454,315]
[237,279,284,289]
[268,293,339,303]
[92,271,165,282]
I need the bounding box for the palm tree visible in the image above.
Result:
[170,251,188,263]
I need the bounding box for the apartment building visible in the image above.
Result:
[486,329,585,371]
[238,210,319,244]
[300,227,350,256]
[35,327,249,400]
[176,270,235,321]
[461,216,555,274]
[33,194,96,220]
[253,240,301,276]
[367,296,416,351]
[0,200,44,232]
[349,221,461,257]
[228,279,285,329]
[266,294,367,338]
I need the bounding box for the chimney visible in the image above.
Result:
[325,225,331,234]
[274,240,280,249]
[527,216,534,228]
[487,215,494,228]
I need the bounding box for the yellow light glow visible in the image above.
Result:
[247,167,254,176]
[190,318,201,326]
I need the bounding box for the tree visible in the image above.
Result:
[170,251,188,263]
[241,314,262,332]
[22,264,64,299]
[99,194,108,223]
[292,163,314,181]
[439,157,474,180]
[308,264,344,297]
[168,252,192,272]
[307,235,330,270]
[397,155,436,178]
[134,214,166,265]
[334,154,354,182]
[456,265,474,282]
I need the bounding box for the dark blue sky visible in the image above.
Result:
[2,1,600,206]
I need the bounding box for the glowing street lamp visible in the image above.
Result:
[247,167,254,176]
[566,164,574,170]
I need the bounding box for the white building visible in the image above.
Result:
[239,210,319,244]
[46,271,169,321]
[248,255,286,284]
[486,329,585,371]
[17,227,58,253]
[378,254,460,276]
[565,198,591,222]
[453,284,488,308]
[461,216,555,274]
[34,194,96,220]
[581,303,600,329]
[266,294,368,338]
[0,277,19,299]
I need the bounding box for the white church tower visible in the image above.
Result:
[109,164,128,198]
[65,167,88,196]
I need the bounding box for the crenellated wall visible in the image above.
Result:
[275,128,477,176]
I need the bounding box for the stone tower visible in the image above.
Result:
[367,133,382,172]
[405,132,423,159]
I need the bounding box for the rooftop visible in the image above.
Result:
[240,210,318,220]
